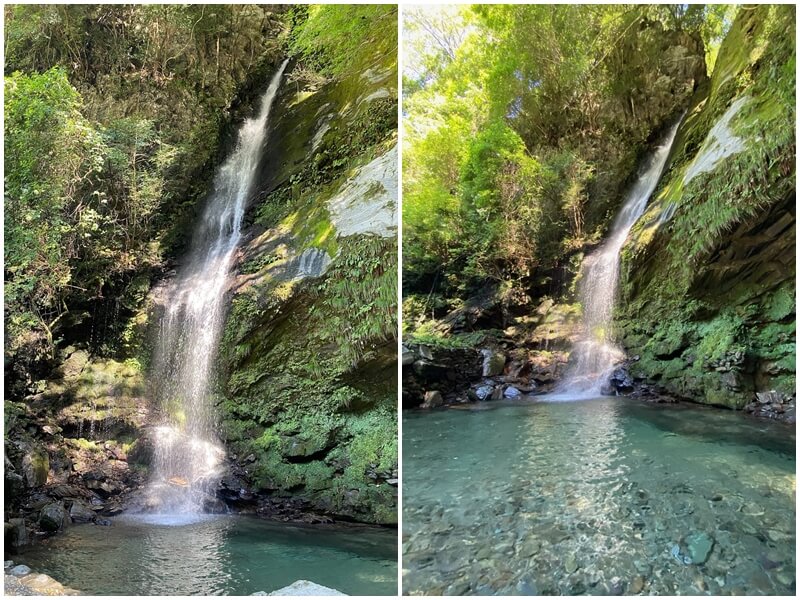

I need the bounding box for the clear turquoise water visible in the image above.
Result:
[18,515,397,595]
[402,397,795,595]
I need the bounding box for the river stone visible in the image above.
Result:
[504,386,522,399]
[564,555,578,573]
[608,576,625,595]
[39,501,68,532]
[19,573,66,594]
[263,580,347,595]
[519,539,541,557]
[10,564,32,576]
[630,575,645,594]
[475,385,493,401]
[685,532,714,565]
[757,390,781,404]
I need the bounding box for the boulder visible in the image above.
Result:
[757,390,782,404]
[22,448,49,488]
[201,494,228,514]
[401,345,415,366]
[59,349,90,380]
[474,385,493,401]
[504,386,522,399]
[39,501,68,532]
[84,475,123,497]
[5,470,26,500]
[7,518,29,547]
[68,499,97,523]
[481,349,506,377]
[412,359,449,381]
[421,390,444,409]
[608,367,634,393]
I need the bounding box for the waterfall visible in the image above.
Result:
[145,60,288,515]
[553,121,681,399]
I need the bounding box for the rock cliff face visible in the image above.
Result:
[616,5,795,414]
[215,45,398,523]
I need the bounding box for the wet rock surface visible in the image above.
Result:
[4,561,79,596]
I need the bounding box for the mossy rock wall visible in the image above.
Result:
[216,41,398,524]
[617,5,796,409]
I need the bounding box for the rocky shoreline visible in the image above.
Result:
[4,560,79,596]
[402,341,796,424]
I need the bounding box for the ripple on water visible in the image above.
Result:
[17,515,397,596]
[402,397,796,596]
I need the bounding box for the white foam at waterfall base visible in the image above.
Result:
[549,121,682,400]
[144,60,289,515]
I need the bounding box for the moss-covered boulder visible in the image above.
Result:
[617,5,795,409]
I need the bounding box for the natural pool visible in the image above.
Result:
[402,397,795,595]
[17,514,397,595]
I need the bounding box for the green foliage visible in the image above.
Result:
[4,68,94,352]
[317,237,398,368]
[403,3,717,306]
[4,4,287,372]
[289,5,397,78]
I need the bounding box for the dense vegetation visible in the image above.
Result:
[4,3,394,386]
[403,4,735,320]
[5,4,399,527]
[4,5,290,382]
[403,4,795,413]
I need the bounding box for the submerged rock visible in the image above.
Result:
[684,531,715,565]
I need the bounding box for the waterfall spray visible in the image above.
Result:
[553,121,681,399]
[146,60,288,514]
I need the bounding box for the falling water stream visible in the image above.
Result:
[145,60,289,515]
[553,122,681,398]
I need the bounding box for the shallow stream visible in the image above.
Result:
[402,397,795,595]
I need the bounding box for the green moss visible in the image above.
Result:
[215,29,397,524]
[763,284,795,322]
